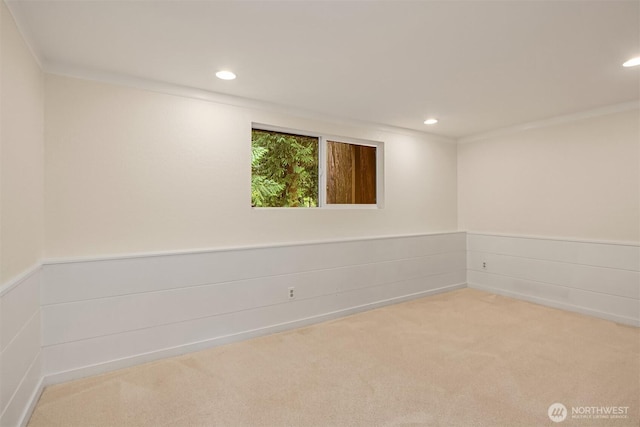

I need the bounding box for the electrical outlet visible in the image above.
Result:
[288,286,295,300]
[482,262,487,270]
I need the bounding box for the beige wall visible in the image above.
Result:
[0,1,44,284]
[458,109,640,243]
[44,75,458,259]
[22,45,638,261]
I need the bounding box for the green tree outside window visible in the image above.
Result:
[251,129,319,207]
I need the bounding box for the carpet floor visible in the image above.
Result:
[28,288,639,426]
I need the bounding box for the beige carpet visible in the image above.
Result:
[28,288,639,426]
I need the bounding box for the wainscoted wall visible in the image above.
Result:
[5,231,637,426]
[41,232,466,384]
[467,233,640,326]
[0,267,43,427]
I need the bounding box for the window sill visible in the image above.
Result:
[251,205,380,210]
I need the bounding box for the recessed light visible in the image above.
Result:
[216,70,236,80]
[623,57,640,67]
[423,118,438,125]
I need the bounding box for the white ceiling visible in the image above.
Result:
[6,0,640,138]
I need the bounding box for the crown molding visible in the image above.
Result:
[458,101,640,144]
[4,0,44,68]
[5,0,637,145]
[43,61,454,144]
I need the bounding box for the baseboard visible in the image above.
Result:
[468,282,639,327]
[0,351,43,427]
[44,282,466,386]
[0,266,42,427]
[17,377,44,427]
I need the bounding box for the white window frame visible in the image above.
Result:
[252,123,384,209]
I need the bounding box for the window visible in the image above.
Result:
[326,141,376,205]
[251,126,382,208]
[251,129,318,207]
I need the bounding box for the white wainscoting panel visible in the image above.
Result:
[0,267,43,427]
[42,232,467,383]
[8,231,638,426]
[467,233,640,326]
